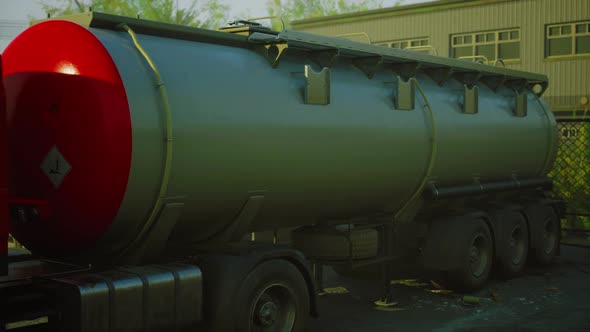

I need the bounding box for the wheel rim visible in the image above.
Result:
[543,216,557,255]
[469,233,489,278]
[509,225,526,265]
[250,284,297,332]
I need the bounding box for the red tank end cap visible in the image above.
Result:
[2,20,132,254]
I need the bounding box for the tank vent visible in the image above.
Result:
[219,20,278,37]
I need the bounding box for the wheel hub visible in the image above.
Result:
[469,235,488,277]
[470,247,479,262]
[256,301,279,326]
[509,225,525,265]
[250,284,297,331]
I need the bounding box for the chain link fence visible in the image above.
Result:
[549,118,590,247]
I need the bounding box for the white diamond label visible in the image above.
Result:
[40,145,71,189]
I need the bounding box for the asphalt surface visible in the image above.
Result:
[308,245,590,332]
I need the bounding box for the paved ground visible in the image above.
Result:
[308,245,590,332]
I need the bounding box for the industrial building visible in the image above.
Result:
[292,0,589,117]
[292,0,590,242]
[0,20,27,52]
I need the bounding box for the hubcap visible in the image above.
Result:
[469,234,488,278]
[510,225,526,265]
[256,301,278,326]
[250,284,296,332]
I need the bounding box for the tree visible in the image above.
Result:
[39,0,229,29]
[266,0,391,29]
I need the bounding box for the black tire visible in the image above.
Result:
[233,259,310,332]
[449,219,493,291]
[531,205,560,265]
[292,226,378,260]
[495,210,529,278]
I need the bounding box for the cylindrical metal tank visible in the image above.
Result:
[2,16,556,262]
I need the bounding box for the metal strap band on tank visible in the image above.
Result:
[118,24,174,259]
[532,93,556,175]
[395,79,438,220]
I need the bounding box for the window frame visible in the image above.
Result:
[545,20,590,58]
[450,28,521,63]
[376,37,431,53]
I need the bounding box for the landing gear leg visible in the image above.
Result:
[312,261,324,294]
[376,223,395,306]
[375,263,395,306]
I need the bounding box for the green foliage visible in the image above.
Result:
[266,0,391,29]
[549,118,590,237]
[39,0,229,29]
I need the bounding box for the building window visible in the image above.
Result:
[377,37,430,53]
[450,28,520,62]
[546,21,590,57]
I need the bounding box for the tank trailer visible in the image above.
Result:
[0,12,563,331]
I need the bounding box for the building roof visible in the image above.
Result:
[291,0,515,28]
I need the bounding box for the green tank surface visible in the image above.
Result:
[2,12,555,264]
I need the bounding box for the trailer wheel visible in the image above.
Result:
[450,219,493,291]
[495,210,529,278]
[235,259,309,332]
[531,205,560,265]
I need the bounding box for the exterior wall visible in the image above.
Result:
[0,20,27,53]
[292,0,590,113]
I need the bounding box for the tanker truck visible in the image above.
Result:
[0,12,563,332]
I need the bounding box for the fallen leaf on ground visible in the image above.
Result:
[463,295,480,304]
[375,307,406,312]
[430,280,444,289]
[427,289,453,295]
[391,279,429,287]
[322,287,349,294]
[374,299,399,307]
